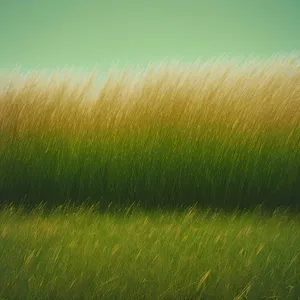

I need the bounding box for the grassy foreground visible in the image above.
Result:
[0,203,299,300]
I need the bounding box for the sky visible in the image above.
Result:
[0,0,299,82]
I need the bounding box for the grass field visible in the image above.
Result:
[0,203,299,300]
[0,56,299,299]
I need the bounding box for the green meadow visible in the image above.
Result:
[0,57,299,299]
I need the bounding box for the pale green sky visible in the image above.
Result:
[0,0,299,76]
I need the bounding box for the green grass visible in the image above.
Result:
[0,56,300,299]
[0,203,299,300]
[0,58,300,212]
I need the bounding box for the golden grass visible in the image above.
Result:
[1,56,299,141]
[0,56,299,212]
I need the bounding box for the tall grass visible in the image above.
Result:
[0,56,299,213]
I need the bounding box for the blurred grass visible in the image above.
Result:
[0,57,299,213]
[0,203,299,300]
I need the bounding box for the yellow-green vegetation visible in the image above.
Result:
[0,203,299,300]
[0,56,300,299]
[1,58,300,212]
